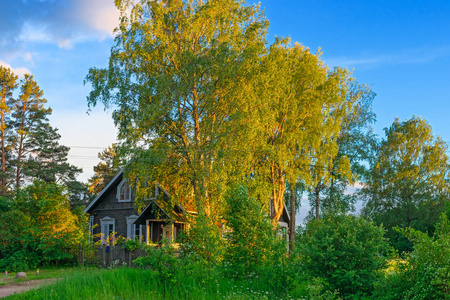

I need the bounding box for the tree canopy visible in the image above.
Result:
[361,116,450,251]
[85,0,374,224]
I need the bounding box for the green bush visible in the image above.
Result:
[375,214,450,300]
[180,213,225,264]
[296,214,389,298]
[0,181,86,271]
[133,244,179,282]
[221,184,287,278]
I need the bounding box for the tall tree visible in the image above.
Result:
[88,144,121,196]
[361,117,450,252]
[25,123,81,183]
[24,122,86,207]
[246,40,354,222]
[307,82,376,220]
[85,0,268,216]
[10,74,51,189]
[0,67,17,193]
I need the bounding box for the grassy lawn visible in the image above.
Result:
[5,267,291,300]
[0,268,78,286]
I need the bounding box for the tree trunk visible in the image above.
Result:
[1,108,5,187]
[15,134,24,189]
[289,184,296,254]
[329,175,334,211]
[315,184,320,220]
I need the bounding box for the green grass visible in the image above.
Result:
[6,267,292,300]
[0,268,77,286]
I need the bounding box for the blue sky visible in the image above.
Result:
[1,0,450,191]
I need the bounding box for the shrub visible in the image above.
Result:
[134,244,179,282]
[375,214,450,299]
[221,184,287,278]
[0,181,86,271]
[179,212,225,264]
[296,214,390,298]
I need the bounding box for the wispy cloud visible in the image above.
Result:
[0,61,31,77]
[0,0,120,53]
[326,46,450,69]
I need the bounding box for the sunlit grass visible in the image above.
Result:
[0,268,77,286]
[6,267,292,300]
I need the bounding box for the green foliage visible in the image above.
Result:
[361,116,450,252]
[375,214,450,299]
[87,143,122,197]
[134,244,179,282]
[297,214,389,298]
[222,184,286,278]
[0,181,86,271]
[123,239,143,252]
[307,81,376,220]
[180,213,225,264]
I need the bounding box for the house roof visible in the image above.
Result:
[282,204,290,222]
[134,199,190,225]
[83,168,124,214]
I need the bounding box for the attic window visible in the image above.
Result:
[117,180,131,202]
[150,185,159,200]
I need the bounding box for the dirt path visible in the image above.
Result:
[0,279,57,298]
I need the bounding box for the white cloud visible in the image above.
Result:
[326,46,450,69]
[0,0,120,52]
[0,60,31,77]
[75,0,120,38]
[57,38,73,50]
[24,52,34,64]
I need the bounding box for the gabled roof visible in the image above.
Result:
[83,168,125,214]
[134,187,191,225]
[281,204,290,223]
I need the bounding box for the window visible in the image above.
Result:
[126,215,141,241]
[150,185,159,199]
[162,224,175,242]
[100,217,115,244]
[88,215,94,243]
[117,180,131,202]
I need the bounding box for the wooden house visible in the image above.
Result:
[83,168,192,245]
[84,168,290,245]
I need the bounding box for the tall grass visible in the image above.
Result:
[7,267,290,300]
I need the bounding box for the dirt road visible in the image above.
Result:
[0,279,57,298]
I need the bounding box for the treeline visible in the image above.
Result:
[0,66,86,204]
[0,67,89,271]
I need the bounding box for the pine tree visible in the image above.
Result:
[24,122,86,208]
[88,144,121,197]
[10,74,51,189]
[0,67,18,194]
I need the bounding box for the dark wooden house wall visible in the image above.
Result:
[90,174,138,240]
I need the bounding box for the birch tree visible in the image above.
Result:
[245,40,352,222]
[85,0,267,215]
[361,117,450,251]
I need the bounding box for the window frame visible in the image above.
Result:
[126,215,141,241]
[100,216,115,245]
[117,180,131,202]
